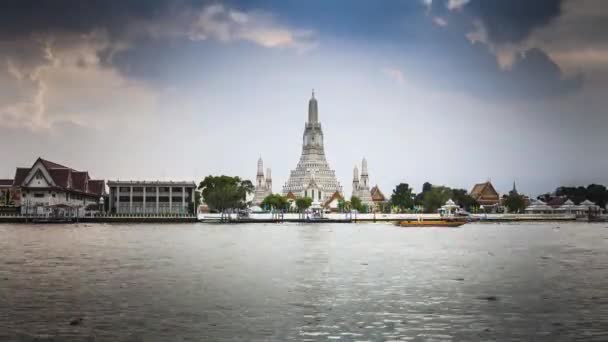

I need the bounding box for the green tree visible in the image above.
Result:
[421,186,452,213]
[197,175,254,213]
[295,197,313,212]
[549,184,608,208]
[586,184,608,208]
[537,192,552,203]
[350,196,364,212]
[390,183,414,212]
[337,199,351,212]
[504,193,526,213]
[415,182,433,206]
[261,194,289,211]
[555,186,587,204]
[451,188,478,211]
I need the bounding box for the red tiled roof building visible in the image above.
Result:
[13,157,105,216]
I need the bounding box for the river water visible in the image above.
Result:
[0,222,607,341]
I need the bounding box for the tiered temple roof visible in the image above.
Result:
[470,181,500,206]
[370,185,386,203]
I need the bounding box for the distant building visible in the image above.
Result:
[546,196,568,208]
[251,157,272,206]
[282,91,343,203]
[323,191,344,212]
[13,158,105,216]
[351,158,374,208]
[285,191,297,210]
[549,199,603,216]
[0,179,20,212]
[470,181,500,211]
[509,181,518,196]
[370,185,387,212]
[524,199,554,214]
[107,181,196,215]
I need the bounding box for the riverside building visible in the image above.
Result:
[0,179,19,212]
[107,181,196,215]
[12,158,105,216]
[470,180,500,212]
[251,157,272,206]
[282,91,343,202]
[351,158,374,208]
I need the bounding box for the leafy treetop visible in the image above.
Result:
[198,175,254,212]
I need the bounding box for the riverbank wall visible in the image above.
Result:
[0,213,592,224]
[0,215,198,224]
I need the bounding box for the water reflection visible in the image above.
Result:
[0,222,607,341]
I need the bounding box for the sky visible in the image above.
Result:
[1,0,607,197]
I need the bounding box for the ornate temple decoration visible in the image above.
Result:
[282,91,343,203]
[352,158,374,207]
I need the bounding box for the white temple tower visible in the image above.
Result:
[266,168,272,193]
[351,158,374,207]
[252,157,272,205]
[352,165,360,197]
[282,91,343,202]
[361,158,370,189]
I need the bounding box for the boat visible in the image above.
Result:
[396,199,467,227]
[396,218,466,228]
[198,212,239,222]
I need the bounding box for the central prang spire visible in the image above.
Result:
[308,89,318,124]
[302,89,324,150]
[282,91,343,201]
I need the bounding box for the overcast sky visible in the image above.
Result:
[1,0,607,197]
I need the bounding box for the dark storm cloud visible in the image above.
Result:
[0,0,212,83]
[0,0,583,100]
[408,38,581,100]
[465,0,564,44]
[0,0,192,38]
[418,0,581,99]
[248,0,581,100]
[99,36,209,84]
[506,48,582,97]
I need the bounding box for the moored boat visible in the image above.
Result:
[396,218,466,228]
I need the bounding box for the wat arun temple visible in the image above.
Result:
[252,91,380,208]
[281,91,343,203]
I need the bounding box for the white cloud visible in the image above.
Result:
[447,0,470,11]
[433,17,448,27]
[381,67,405,85]
[189,4,317,52]
[550,48,608,70]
